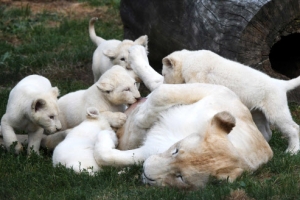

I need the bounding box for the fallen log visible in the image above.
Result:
[120,0,300,101]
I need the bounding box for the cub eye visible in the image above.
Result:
[172,148,179,155]
[120,57,126,61]
[49,115,54,120]
[106,91,111,94]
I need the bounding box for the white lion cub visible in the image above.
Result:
[52,107,112,174]
[58,65,141,131]
[162,49,300,153]
[1,75,61,154]
[89,17,148,82]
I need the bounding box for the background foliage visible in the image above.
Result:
[0,0,300,199]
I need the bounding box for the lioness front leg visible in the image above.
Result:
[94,130,146,167]
[1,114,23,154]
[40,129,71,150]
[128,45,164,92]
[136,83,229,128]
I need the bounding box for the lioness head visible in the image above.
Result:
[142,111,247,190]
[96,65,141,105]
[103,35,148,82]
[162,50,191,84]
[31,87,62,134]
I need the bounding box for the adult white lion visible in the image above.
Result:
[93,45,273,189]
[1,75,61,154]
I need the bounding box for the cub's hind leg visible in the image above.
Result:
[263,101,299,154]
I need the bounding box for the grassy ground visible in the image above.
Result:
[1,1,300,199]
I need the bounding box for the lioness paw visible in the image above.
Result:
[128,45,149,71]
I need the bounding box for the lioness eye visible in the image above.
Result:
[49,115,54,120]
[106,91,111,94]
[124,88,130,92]
[176,174,184,182]
[172,148,179,155]
[120,57,125,61]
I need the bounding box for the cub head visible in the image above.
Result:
[142,111,246,190]
[31,87,62,134]
[162,50,190,84]
[103,35,148,82]
[85,107,111,130]
[96,65,141,105]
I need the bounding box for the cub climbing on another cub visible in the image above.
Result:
[89,17,148,82]
[1,75,61,154]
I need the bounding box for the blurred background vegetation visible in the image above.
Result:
[0,0,300,199]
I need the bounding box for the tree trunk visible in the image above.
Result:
[120,0,300,102]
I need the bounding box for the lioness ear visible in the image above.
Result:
[51,87,60,97]
[162,56,177,69]
[86,107,99,119]
[96,82,114,93]
[211,111,236,134]
[134,35,148,51]
[32,99,46,112]
[103,49,116,59]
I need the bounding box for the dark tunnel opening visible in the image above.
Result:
[269,33,300,79]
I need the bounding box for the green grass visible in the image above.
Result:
[1,1,300,199]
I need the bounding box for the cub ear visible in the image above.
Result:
[103,49,116,60]
[211,111,236,134]
[162,56,177,69]
[51,87,60,97]
[86,107,99,119]
[32,99,47,112]
[134,35,148,51]
[96,82,114,93]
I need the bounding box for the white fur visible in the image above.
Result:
[89,17,148,83]
[93,46,273,189]
[161,49,300,153]
[94,83,273,189]
[57,65,141,130]
[52,107,114,174]
[1,75,61,154]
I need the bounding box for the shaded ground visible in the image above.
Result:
[0,0,122,88]
[1,0,109,19]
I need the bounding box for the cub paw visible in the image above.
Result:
[109,112,127,128]
[13,142,23,154]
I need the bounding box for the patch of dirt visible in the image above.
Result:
[0,0,113,20]
[0,0,122,87]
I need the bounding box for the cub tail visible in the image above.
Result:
[285,75,300,91]
[89,17,105,46]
